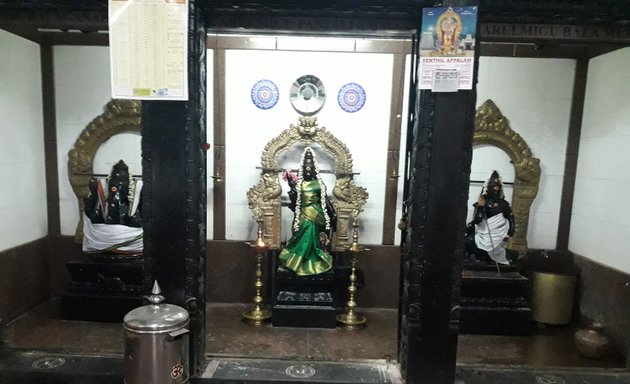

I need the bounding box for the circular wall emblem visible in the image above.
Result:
[285,364,316,378]
[337,82,366,113]
[251,79,279,110]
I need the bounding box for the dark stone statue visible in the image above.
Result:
[62,160,145,321]
[465,170,515,265]
[84,160,141,227]
[82,160,143,254]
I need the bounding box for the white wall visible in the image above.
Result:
[569,48,630,273]
[53,43,395,244]
[55,46,214,238]
[223,48,393,244]
[50,44,580,250]
[206,49,214,238]
[54,46,127,236]
[0,30,47,251]
[474,57,576,249]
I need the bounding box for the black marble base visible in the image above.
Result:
[272,304,337,328]
[460,306,533,335]
[60,294,144,323]
[272,268,337,328]
[460,265,533,335]
[61,256,146,322]
[274,268,336,292]
[65,260,144,288]
[275,291,334,306]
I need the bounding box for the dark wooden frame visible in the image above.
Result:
[4,1,630,382]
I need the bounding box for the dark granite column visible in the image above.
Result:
[398,5,479,384]
[41,38,61,237]
[556,58,588,250]
[141,0,207,375]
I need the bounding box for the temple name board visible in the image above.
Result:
[209,16,630,45]
[482,23,630,43]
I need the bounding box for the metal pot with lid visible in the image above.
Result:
[123,281,189,384]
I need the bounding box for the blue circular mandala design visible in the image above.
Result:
[337,82,366,113]
[251,79,279,110]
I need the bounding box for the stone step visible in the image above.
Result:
[198,358,399,383]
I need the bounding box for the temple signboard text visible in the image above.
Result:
[482,23,630,43]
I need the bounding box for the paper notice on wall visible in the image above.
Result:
[418,6,477,91]
[432,68,459,92]
[109,0,188,100]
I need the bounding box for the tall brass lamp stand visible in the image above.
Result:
[242,221,272,325]
[336,218,368,329]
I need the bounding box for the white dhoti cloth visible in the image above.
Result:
[474,214,510,265]
[82,214,143,254]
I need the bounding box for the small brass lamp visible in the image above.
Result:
[242,221,272,325]
[336,218,368,329]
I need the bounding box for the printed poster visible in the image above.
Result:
[418,6,478,91]
[109,0,188,100]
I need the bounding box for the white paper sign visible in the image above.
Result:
[109,0,188,100]
[432,68,459,92]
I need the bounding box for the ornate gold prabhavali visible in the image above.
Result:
[474,99,541,256]
[68,99,142,242]
[246,116,368,251]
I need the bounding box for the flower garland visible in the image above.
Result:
[292,146,331,232]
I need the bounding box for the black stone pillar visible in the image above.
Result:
[399,6,479,384]
[141,0,207,375]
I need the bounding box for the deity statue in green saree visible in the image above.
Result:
[279,147,336,276]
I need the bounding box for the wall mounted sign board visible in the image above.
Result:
[418,6,477,91]
[109,0,189,100]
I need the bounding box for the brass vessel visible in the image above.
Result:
[575,322,611,359]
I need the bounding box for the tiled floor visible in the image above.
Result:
[3,299,625,369]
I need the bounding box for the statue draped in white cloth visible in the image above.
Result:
[465,170,515,265]
[82,160,143,254]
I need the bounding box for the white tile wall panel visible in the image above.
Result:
[569,47,630,273]
[0,30,46,252]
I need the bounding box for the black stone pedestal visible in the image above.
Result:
[61,254,146,322]
[460,264,533,335]
[272,268,336,328]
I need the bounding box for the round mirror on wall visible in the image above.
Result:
[289,74,326,116]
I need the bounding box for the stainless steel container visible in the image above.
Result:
[123,281,190,384]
